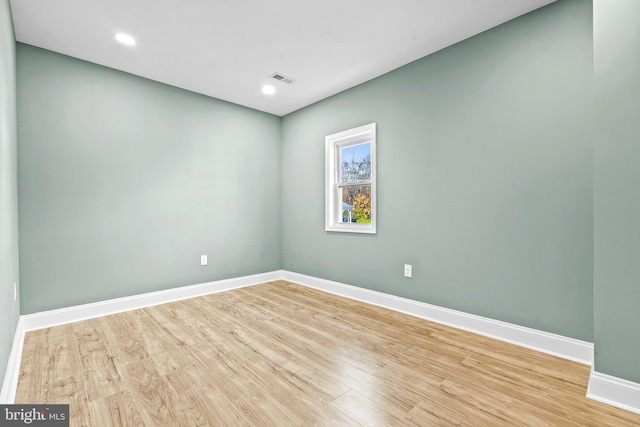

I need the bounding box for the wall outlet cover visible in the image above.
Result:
[404,264,412,278]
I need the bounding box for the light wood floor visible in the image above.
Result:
[15,280,640,426]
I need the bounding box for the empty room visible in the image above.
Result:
[1,0,639,425]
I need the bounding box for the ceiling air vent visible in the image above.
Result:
[269,73,296,85]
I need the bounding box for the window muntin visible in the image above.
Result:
[325,123,376,233]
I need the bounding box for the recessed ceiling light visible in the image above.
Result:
[115,33,136,46]
[262,85,276,95]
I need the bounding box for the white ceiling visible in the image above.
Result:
[10,0,556,117]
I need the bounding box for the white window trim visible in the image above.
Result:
[325,123,377,234]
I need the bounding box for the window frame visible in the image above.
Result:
[325,123,377,234]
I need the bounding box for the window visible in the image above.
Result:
[325,123,376,233]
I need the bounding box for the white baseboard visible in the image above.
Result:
[0,317,26,404]
[21,270,283,332]
[587,369,640,415]
[282,271,594,365]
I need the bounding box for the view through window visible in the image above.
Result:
[339,142,372,224]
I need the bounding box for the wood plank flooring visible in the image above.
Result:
[15,280,640,426]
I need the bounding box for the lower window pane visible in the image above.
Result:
[341,185,372,223]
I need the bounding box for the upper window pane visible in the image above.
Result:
[340,142,371,183]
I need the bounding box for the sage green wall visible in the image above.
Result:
[9,0,640,389]
[594,0,640,383]
[17,44,281,314]
[0,0,19,388]
[281,0,593,341]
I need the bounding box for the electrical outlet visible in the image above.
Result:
[13,283,17,301]
[200,255,208,266]
[404,264,412,278]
